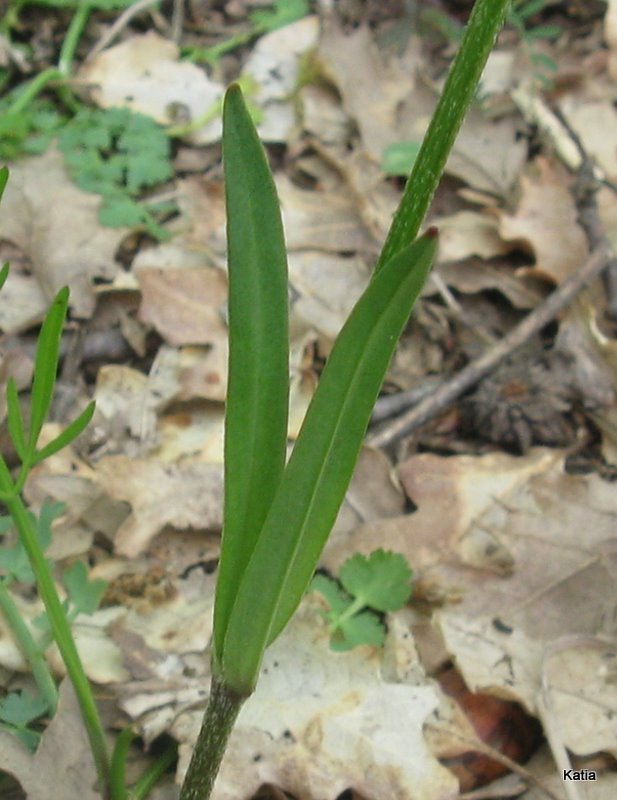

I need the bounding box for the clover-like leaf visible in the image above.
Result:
[339,549,413,612]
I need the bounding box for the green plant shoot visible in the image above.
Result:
[179,87,436,800]
[182,1,511,795]
[212,87,436,696]
[311,549,413,651]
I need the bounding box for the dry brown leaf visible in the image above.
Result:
[77,32,223,144]
[437,259,546,309]
[243,16,320,142]
[276,173,373,253]
[498,157,588,283]
[607,0,617,81]
[0,149,122,317]
[542,637,617,757]
[137,266,228,347]
[446,109,528,197]
[318,23,416,159]
[333,445,406,537]
[156,406,224,463]
[289,251,369,341]
[323,449,558,574]
[559,97,617,181]
[95,455,223,557]
[435,211,511,262]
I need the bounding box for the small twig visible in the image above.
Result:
[171,0,185,43]
[371,376,441,423]
[429,271,498,345]
[547,103,617,320]
[367,246,611,448]
[86,0,161,62]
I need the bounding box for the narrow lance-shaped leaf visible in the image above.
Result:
[27,287,69,454]
[218,230,437,693]
[6,378,27,462]
[212,85,290,661]
[34,401,96,464]
[0,167,8,200]
[0,171,9,292]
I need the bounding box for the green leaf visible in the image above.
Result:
[0,263,8,291]
[523,24,561,41]
[339,549,412,612]
[530,51,558,72]
[250,0,310,32]
[37,501,66,552]
[310,551,412,651]
[0,515,14,536]
[330,610,385,651]
[0,502,64,583]
[0,690,48,727]
[98,192,147,228]
[0,690,47,750]
[22,0,137,9]
[511,0,547,21]
[0,166,8,199]
[311,575,386,652]
[0,723,41,751]
[217,230,436,693]
[5,378,27,462]
[212,85,290,662]
[57,106,173,239]
[34,401,95,464]
[0,538,34,583]
[27,287,69,453]
[310,574,350,617]
[62,561,107,617]
[382,141,422,177]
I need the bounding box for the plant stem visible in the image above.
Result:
[129,740,178,800]
[4,0,89,117]
[58,3,91,76]
[179,677,247,800]
[0,581,58,714]
[6,67,63,115]
[375,0,511,271]
[110,727,133,800]
[3,492,110,791]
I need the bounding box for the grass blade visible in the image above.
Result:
[212,85,290,662]
[6,378,27,461]
[27,287,69,454]
[219,230,437,692]
[0,172,8,292]
[34,401,96,464]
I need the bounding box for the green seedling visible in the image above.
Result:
[0,98,67,160]
[180,2,512,797]
[311,549,413,651]
[58,106,175,239]
[0,689,49,751]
